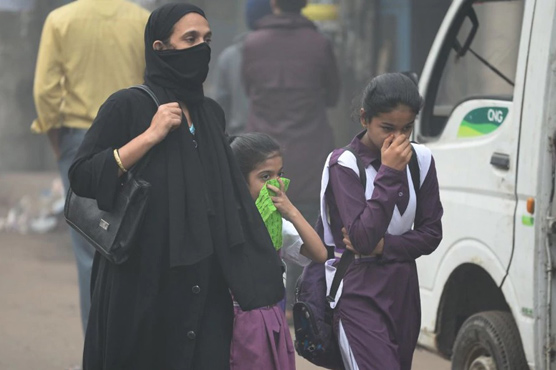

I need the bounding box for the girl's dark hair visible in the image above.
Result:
[276,0,307,13]
[229,133,281,180]
[359,72,423,121]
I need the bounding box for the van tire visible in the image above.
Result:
[451,311,528,370]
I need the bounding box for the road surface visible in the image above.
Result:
[0,172,451,369]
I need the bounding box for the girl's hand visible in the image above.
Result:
[268,178,299,221]
[342,227,384,256]
[145,102,182,145]
[381,134,412,171]
[341,227,358,253]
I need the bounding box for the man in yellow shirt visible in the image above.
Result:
[32,0,149,335]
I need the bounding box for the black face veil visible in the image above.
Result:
[144,3,210,106]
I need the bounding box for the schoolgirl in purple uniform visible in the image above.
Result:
[229,133,328,370]
[320,73,443,369]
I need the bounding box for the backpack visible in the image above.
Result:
[292,144,420,369]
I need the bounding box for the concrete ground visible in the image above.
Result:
[0,172,451,369]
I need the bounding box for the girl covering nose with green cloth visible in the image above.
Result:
[229,133,328,370]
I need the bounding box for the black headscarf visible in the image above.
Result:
[141,4,283,310]
[144,3,208,105]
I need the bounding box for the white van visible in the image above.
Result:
[415,0,556,369]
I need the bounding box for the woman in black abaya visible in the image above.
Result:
[69,4,284,369]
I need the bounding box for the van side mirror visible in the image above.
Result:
[453,7,479,58]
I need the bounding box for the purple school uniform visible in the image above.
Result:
[230,220,309,370]
[230,305,295,370]
[323,132,443,370]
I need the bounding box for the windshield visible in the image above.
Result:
[435,1,523,114]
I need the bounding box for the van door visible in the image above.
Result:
[416,0,524,290]
[414,0,530,362]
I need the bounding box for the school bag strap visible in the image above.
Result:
[324,251,354,325]
[409,143,420,193]
[322,145,365,325]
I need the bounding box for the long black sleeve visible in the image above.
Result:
[69,92,129,211]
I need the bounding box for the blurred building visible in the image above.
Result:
[0,0,450,172]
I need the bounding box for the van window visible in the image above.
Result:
[420,0,524,139]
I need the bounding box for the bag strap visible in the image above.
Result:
[323,145,365,325]
[130,84,161,107]
[409,143,420,193]
[127,85,160,176]
[324,250,354,324]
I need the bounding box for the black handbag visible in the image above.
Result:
[64,84,160,264]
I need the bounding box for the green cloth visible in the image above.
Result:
[255,178,290,251]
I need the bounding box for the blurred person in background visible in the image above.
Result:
[31,0,149,338]
[242,0,341,315]
[211,0,272,136]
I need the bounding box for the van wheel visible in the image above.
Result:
[451,311,528,370]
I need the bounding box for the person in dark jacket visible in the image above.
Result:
[69,4,284,369]
[242,0,340,214]
[242,0,341,313]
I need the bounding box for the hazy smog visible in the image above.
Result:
[1,0,528,369]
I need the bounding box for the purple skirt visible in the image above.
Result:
[230,304,296,370]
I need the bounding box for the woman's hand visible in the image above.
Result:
[342,227,384,256]
[145,102,182,145]
[116,104,181,176]
[268,178,299,221]
[381,134,412,171]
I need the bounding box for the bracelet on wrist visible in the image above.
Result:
[113,148,128,173]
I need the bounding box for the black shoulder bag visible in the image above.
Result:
[64,85,160,265]
[293,144,420,369]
